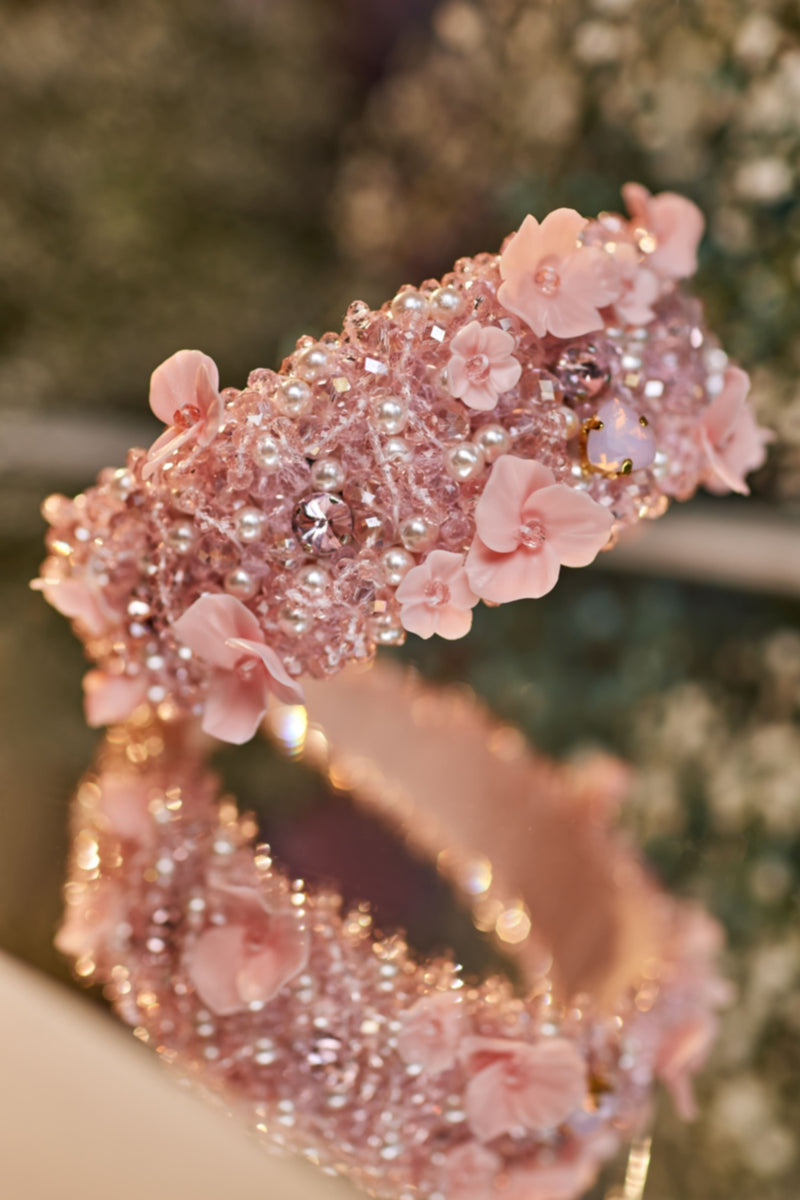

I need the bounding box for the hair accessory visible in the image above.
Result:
[57,662,731,1200]
[35,186,770,744]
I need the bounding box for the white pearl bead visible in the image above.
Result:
[310,457,346,492]
[370,611,406,646]
[558,406,581,440]
[429,285,462,320]
[224,568,257,600]
[473,423,512,462]
[390,289,428,323]
[444,442,485,482]
[166,521,195,554]
[279,605,310,636]
[254,434,282,469]
[236,506,266,543]
[400,515,438,553]
[294,345,330,384]
[277,377,313,418]
[370,393,408,436]
[296,564,330,596]
[384,437,412,463]
[381,547,415,587]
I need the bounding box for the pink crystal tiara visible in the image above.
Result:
[58,663,731,1200]
[35,184,770,744]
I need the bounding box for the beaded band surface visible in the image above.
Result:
[35,186,769,744]
[58,663,730,1200]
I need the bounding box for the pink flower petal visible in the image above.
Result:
[173,594,263,671]
[657,1013,717,1121]
[396,991,467,1073]
[465,537,562,602]
[140,425,196,480]
[490,358,523,395]
[462,1036,587,1141]
[236,932,308,1006]
[528,485,613,567]
[83,670,148,727]
[201,666,271,744]
[447,355,470,398]
[622,183,704,279]
[440,1142,500,1200]
[32,576,107,636]
[149,349,220,426]
[451,321,485,358]
[700,367,772,495]
[474,456,556,554]
[185,925,248,1016]
[225,638,305,706]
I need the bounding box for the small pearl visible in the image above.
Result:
[370,611,406,646]
[310,457,346,492]
[224,568,257,600]
[166,521,195,554]
[558,406,581,439]
[444,442,485,482]
[381,547,415,587]
[294,345,330,384]
[384,437,412,463]
[254,434,281,469]
[473,423,512,462]
[400,515,438,553]
[279,605,310,636]
[390,289,428,323]
[277,377,313,418]
[296,564,330,596]
[370,393,408,436]
[429,285,462,320]
[236,506,266,543]
[652,449,670,480]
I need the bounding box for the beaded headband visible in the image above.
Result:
[39,187,764,1200]
[35,184,769,744]
[58,663,731,1200]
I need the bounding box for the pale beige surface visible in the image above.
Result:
[0,951,353,1200]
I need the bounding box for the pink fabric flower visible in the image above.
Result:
[656,1012,718,1121]
[465,456,613,604]
[622,183,704,279]
[498,209,620,339]
[83,670,149,727]
[185,883,309,1016]
[496,1143,601,1200]
[699,366,772,495]
[612,243,660,326]
[440,1142,500,1200]
[142,349,223,479]
[396,991,467,1073]
[31,576,108,636]
[172,593,304,744]
[395,550,478,640]
[459,1036,587,1142]
[446,321,522,411]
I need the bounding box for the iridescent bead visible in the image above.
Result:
[444,442,485,482]
[400,515,438,553]
[235,506,267,543]
[380,547,415,587]
[292,493,353,556]
[224,567,258,600]
[294,345,331,384]
[296,564,330,597]
[277,377,313,418]
[310,457,346,492]
[165,521,195,554]
[370,393,408,436]
[473,422,512,462]
[254,434,282,470]
[584,397,656,475]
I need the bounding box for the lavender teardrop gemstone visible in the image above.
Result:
[586,397,656,474]
[292,492,353,556]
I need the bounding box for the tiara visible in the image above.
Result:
[58,662,731,1200]
[40,187,763,1200]
[35,184,769,744]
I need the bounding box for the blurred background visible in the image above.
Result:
[1,1,799,1198]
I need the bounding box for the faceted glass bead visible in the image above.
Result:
[292,493,354,556]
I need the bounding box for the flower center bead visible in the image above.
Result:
[234,656,260,681]
[518,519,547,550]
[465,353,491,384]
[174,402,203,428]
[423,579,451,607]
[533,264,560,297]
